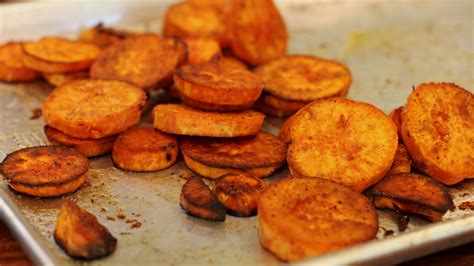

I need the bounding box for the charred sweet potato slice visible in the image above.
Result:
[1,146,88,197]
[213,173,266,217]
[400,82,474,185]
[372,173,453,222]
[112,127,178,172]
[44,126,115,157]
[43,71,89,87]
[389,106,404,142]
[90,34,184,89]
[184,37,221,65]
[385,144,411,176]
[54,200,117,259]
[174,61,263,111]
[181,131,286,179]
[79,23,131,48]
[43,79,145,139]
[258,177,378,262]
[228,0,288,65]
[0,42,40,82]
[287,98,398,192]
[180,176,226,221]
[153,104,264,137]
[254,55,352,101]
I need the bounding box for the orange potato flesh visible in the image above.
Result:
[23,37,101,63]
[79,23,131,48]
[43,71,89,87]
[184,37,222,65]
[0,42,40,82]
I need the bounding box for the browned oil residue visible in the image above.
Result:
[106,216,116,221]
[131,221,142,229]
[458,201,474,211]
[30,108,42,119]
[117,214,126,219]
[397,213,409,231]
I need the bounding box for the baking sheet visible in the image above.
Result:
[1,1,473,265]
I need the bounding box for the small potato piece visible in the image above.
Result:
[175,62,263,111]
[0,42,40,82]
[372,173,453,222]
[90,34,184,89]
[400,83,474,185]
[180,176,226,221]
[79,23,130,48]
[112,127,178,172]
[43,71,89,87]
[181,132,286,179]
[184,37,221,65]
[153,104,264,137]
[54,200,117,259]
[287,98,398,192]
[43,79,145,139]
[229,0,288,65]
[385,144,411,176]
[254,55,352,101]
[213,173,266,217]
[258,177,378,262]
[1,146,88,197]
[44,126,115,157]
[389,106,404,142]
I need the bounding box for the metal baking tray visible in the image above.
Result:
[0,1,473,265]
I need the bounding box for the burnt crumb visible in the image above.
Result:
[30,108,42,119]
[131,221,142,229]
[459,192,470,197]
[126,219,138,224]
[396,213,409,232]
[379,227,395,237]
[106,216,116,221]
[120,232,132,235]
[458,201,474,211]
[117,214,126,219]
[100,207,107,213]
[166,153,172,161]
[449,204,457,212]
[90,198,95,203]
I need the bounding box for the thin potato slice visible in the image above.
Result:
[1,146,88,197]
[258,177,378,262]
[43,79,145,139]
[175,62,263,111]
[254,93,310,118]
[253,101,295,118]
[180,176,226,221]
[153,104,264,137]
[90,34,184,89]
[184,37,221,65]
[54,200,117,259]
[22,52,94,74]
[229,0,288,65]
[44,126,115,157]
[385,144,411,176]
[254,55,352,101]
[287,98,398,192]
[213,173,266,217]
[400,83,474,185]
[181,132,286,179]
[389,106,404,142]
[112,127,178,172]
[79,23,131,48]
[0,42,40,82]
[43,71,89,87]
[372,173,453,222]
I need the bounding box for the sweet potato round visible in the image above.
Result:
[0,42,40,81]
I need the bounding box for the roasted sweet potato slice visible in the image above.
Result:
[90,34,184,89]
[258,177,378,262]
[43,79,145,139]
[21,52,94,74]
[254,93,310,117]
[287,98,398,192]
[228,0,288,65]
[0,42,40,82]
[44,126,115,157]
[181,132,286,179]
[54,200,117,259]
[112,127,178,172]
[253,101,295,118]
[216,56,248,69]
[180,176,226,221]
[389,106,404,142]
[1,146,88,197]
[163,2,228,46]
[174,61,263,111]
[254,55,352,101]
[385,144,411,176]
[213,173,266,217]
[400,83,474,185]
[372,173,453,222]
[79,23,131,48]
[43,71,89,87]
[184,37,221,65]
[153,104,264,137]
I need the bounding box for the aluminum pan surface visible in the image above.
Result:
[0,1,473,265]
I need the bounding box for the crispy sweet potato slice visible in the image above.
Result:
[228,0,288,65]
[112,127,178,172]
[43,79,145,139]
[1,146,88,197]
[23,37,101,63]
[174,61,263,111]
[389,106,404,142]
[90,34,184,89]
[153,104,264,137]
[385,144,411,176]
[180,176,226,221]
[372,173,453,222]
[44,126,115,157]
[287,98,398,192]
[181,132,286,179]
[54,200,117,259]
[258,177,378,262]
[163,2,228,46]
[0,42,40,82]
[254,55,352,101]
[21,52,94,74]
[43,71,89,87]
[400,83,474,185]
[213,173,266,216]
[79,23,131,48]
[184,37,221,65]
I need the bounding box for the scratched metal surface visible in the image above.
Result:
[0,1,473,265]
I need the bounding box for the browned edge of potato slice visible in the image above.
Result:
[180,176,226,221]
[385,144,411,176]
[43,71,89,87]
[79,23,131,48]
[389,106,404,142]
[0,42,40,82]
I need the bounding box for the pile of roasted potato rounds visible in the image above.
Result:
[0,0,472,263]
